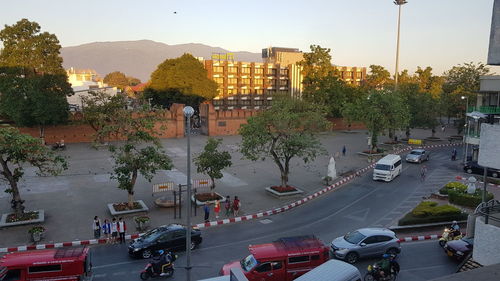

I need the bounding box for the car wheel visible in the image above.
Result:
[386,248,399,256]
[141,249,152,259]
[345,252,359,264]
[439,240,446,247]
[493,172,499,178]
[364,273,375,281]
[466,168,473,174]
[190,241,197,250]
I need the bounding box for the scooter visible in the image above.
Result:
[364,261,399,281]
[140,253,177,280]
[51,142,66,151]
[439,228,462,247]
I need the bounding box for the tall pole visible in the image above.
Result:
[183,106,194,281]
[394,0,407,90]
[462,96,469,164]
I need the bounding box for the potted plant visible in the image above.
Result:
[29,225,45,242]
[134,215,151,231]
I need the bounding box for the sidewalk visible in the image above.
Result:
[0,128,460,248]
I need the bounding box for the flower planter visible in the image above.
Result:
[0,210,45,228]
[265,186,304,198]
[107,200,149,216]
[191,192,226,206]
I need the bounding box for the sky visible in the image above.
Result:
[0,0,498,75]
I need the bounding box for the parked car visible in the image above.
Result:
[128,224,202,259]
[405,149,430,163]
[330,228,401,264]
[220,235,330,281]
[463,161,500,178]
[443,237,473,260]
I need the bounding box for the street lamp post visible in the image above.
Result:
[183,106,194,281]
[394,0,407,90]
[461,96,469,164]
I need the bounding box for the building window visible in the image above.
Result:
[214,66,224,72]
[240,89,250,94]
[241,67,251,74]
[266,90,276,95]
[228,78,237,84]
[254,79,263,85]
[227,89,237,95]
[214,77,224,84]
[241,78,250,85]
[228,67,238,73]
[254,68,263,74]
[279,80,288,86]
[255,89,264,94]
[356,72,362,78]
[267,69,277,76]
[280,69,288,76]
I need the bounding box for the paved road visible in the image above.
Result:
[90,149,461,280]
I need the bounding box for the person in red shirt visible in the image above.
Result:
[232,196,241,217]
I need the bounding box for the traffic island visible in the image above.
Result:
[192,192,226,206]
[107,200,149,216]
[0,210,45,228]
[265,186,304,198]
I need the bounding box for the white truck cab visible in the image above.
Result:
[373,154,402,182]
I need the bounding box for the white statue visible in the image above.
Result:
[466,176,477,194]
[328,157,337,180]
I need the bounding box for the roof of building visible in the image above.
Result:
[66,68,97,75]
[249,235,326,260]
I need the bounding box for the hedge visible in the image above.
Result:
[448,190,494,208]
[399,201,467,226]
[439,182,467,195]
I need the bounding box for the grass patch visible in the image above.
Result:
[398,201,467,226]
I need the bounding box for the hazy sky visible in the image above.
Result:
[0,0,497,75]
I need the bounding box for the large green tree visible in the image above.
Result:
[149,53,218,100]
[298,45,335,92]
[103,71,141,90]
[363,65,392,90]
[239,96,330,188]
[0,127,67,216]
[0,19,65,75]
[143,87,204,109]
[96,104,173,208]
[194,138,232,193]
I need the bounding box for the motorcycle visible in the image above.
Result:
[51,142,66,151]
[364,256,399,281]
[439,228,462,247]
[140,253,177,280]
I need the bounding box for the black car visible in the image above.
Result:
[443,237,473,260]
[463,161,500,178]
[128,224,202,259]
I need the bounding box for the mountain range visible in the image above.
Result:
[61,40,262,82]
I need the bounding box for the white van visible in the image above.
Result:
[372,154,402,182]
[294,259,362,281]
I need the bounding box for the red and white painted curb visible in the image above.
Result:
[0,143,460,253]
[398,234,441,243]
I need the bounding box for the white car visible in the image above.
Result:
[405,149,429,163]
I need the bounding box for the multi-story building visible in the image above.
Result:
[66,67,118,110]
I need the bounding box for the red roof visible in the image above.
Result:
[0,248,88,267]
[130,83,147,92]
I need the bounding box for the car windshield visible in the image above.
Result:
[344,231,366,244]
[375,164,391,171]
[141,228,164,243]
[410,151,422,155]
[240,254,258,272]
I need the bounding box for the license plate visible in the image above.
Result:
[447,251,453,257]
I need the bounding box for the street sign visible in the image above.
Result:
[193,179,213,188]
[408,139,422,145]
[152,182,174,193]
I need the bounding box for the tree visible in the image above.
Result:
[363,65,392,90]
[0,67,73,139]
[239,96,330,188]
[80,91,128,144]
[0,127,67,216]
[149,53,218,100]
[298,45,335,92]
[143,87,204,109]
[194,138,232,194]
[97,105,173,208]
[414,66,444,98]
[0,19,65,75]
[127,76,141,86]
[103,71,130,90]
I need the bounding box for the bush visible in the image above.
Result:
[399,201,467,226]
[439,182,467,195]
[134,216,150,224]
[448,190,494,208]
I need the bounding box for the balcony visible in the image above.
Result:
[467,106,500,114]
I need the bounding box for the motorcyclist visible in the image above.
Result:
[375,254,392,279]
[153,250,173,276]
[450,221,461,239]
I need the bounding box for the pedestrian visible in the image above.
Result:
[232,196,241,217]
[92,216,101,239]
[420,165,428,181]
[342,145,346,157]
[110,218,118,244]
[102,219,111,242]
[214,199,221,219]
[224,196,231,217]
[117,217,126,244]
[203,202,210,223]
[451,148,457,161]
[441,125,446,133]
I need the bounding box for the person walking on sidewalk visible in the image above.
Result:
[117,217,126,244]
[92,216,101,239]
[214,199,221,219]
[342,145,347,157]
[102,219,111,242]
[203,202,210,223]
[110,218,118,244]
[232,196,241,217]
[224,196,231,217]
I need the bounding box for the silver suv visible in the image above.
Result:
[330,228,401,264]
